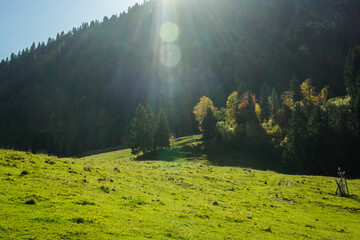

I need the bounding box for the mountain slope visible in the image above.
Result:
[0,0,360,155]
[0,135,359,239]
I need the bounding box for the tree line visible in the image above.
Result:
[193,46,360,178]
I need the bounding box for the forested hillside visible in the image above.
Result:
[0,0,360,156]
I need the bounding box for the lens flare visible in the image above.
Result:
[159,44,181,68]
[159,22,179,43]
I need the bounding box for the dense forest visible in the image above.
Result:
[0,0,359,162]
[193,44,360,177]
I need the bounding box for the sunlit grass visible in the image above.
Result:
[0,136,359,239]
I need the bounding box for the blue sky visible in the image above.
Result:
[0,0,143,61]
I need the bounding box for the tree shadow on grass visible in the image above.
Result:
[200,139,289,174]
[135,147,188,162]
[76,145,128,158]
[134,139,288,174]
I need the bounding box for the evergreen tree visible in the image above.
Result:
[237,81,247,97]
[344,45,360,134]
[30,42,36,54]
[344,45,360,100]
[269,89,280,121]
[259,82,271,121]
[154,108,170,149]
[129,104,155,155]
[236,92,259,125]
[305,105,332,174]
[289,75,302,101]
[283,103,307,173]
[343,45,360,176]
[201,107,217,140]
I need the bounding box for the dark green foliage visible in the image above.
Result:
[259,83,271,121]
[269,89,281,121]
[234,122,268,153]
[129,104,171,155]
[342,46,360,176]
[154,109,170,149]
[234,93,269,153]
[282,99,359,176]
[129,104,155,155]
[289,75,302,102]
[237,81,248,97]
[344,46,360,100]
[344,46,360,134]
[282,103,307,172]
[236,93,258,125]
[201,108,217,140]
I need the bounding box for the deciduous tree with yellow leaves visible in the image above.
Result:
[193,96,217,131]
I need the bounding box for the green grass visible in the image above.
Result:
[0,135,359,239]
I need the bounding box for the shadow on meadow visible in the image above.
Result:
[135,137,288,174]
[182,139,287,173]
[76,145,128,158]
[135,147,188,162]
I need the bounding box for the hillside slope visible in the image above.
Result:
[0,136,359,239]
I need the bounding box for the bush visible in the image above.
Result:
[215,121,235,144]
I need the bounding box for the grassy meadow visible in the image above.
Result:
[0,135,359,239]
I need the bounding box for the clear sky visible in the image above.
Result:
[0,0,144,61]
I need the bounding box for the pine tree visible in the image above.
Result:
[283,103,307,172]
[201,107,217,140]
[269,89,280,120]
[344,45,360,134]
[343,46,360,176]
[259,82,270,121]
[344,45,360,100]
[237,81,247,97]
[154,108,170,149]
[289,75,302,101]
[236,92,259,125]
[129,104,155,155]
